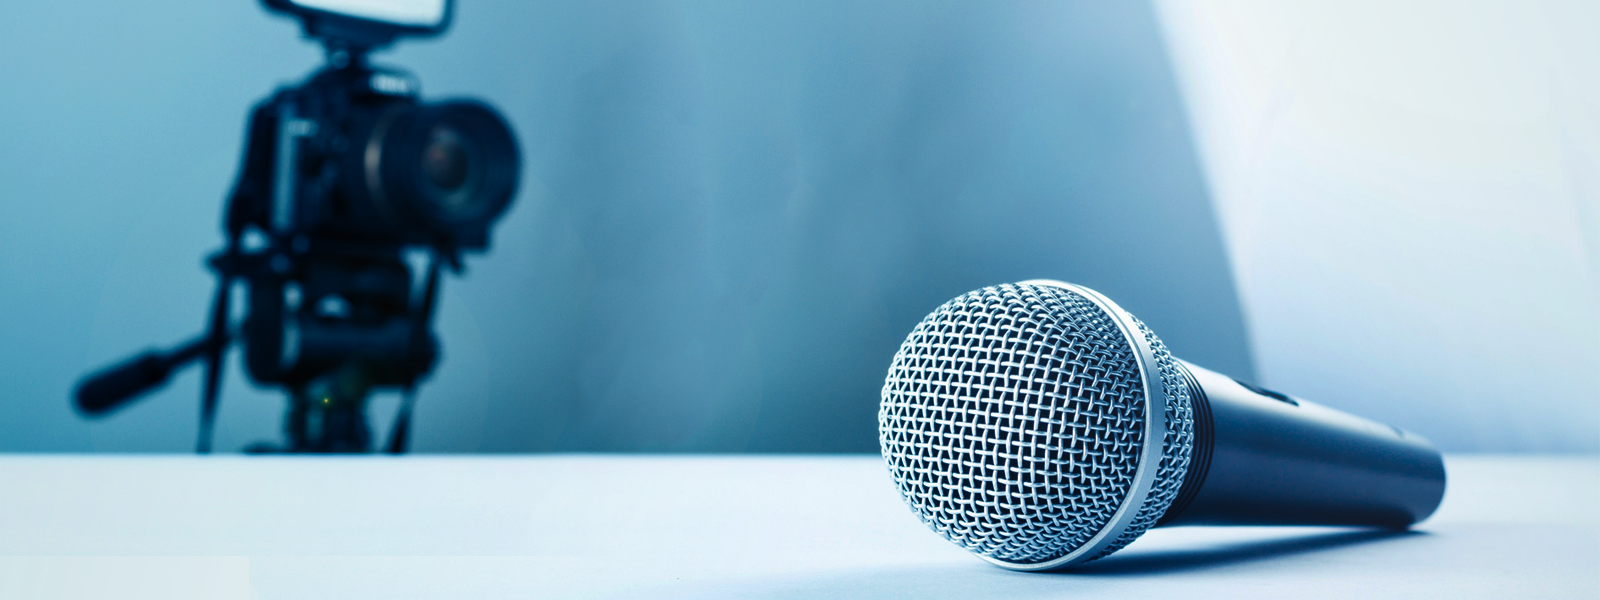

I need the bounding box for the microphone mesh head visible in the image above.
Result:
[879,282,1193,568]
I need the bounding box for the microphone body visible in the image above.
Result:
[879,280,1447,571]
[1158,361,1444,528]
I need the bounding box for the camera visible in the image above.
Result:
[73,0,520,453]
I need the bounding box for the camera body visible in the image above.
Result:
[215,57,517,451]
[228,65,518,252]
[72,0,520,453]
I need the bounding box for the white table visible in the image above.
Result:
[0,454,1593,599]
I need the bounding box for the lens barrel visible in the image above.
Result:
[364,100,518,247]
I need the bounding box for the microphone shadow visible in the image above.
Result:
[1059,528,1425,576]
[628,529,1429,599]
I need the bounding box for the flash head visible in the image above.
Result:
[263,0,454,50]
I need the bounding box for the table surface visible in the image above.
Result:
[0,454,1594,599]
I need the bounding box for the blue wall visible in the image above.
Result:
[0,0,1251,452]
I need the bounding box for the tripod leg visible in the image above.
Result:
[385,387,416,454]
[386,250,443,455]
[196,274,234,454]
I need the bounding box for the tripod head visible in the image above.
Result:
[72,0,519,454]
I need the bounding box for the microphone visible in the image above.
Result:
[878,280,1445,570]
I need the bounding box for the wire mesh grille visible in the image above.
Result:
[878,282,1191,565]
[1089,315,1194,560]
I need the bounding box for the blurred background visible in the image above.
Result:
[0,0,1592,453]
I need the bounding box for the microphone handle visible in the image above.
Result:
[1156,361,1446,528]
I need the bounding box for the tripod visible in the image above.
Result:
[73,0,518,453]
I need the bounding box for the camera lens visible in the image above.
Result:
[423,126,470,191]
[365,100,519,247]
